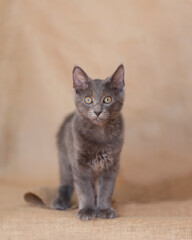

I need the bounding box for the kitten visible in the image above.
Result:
[52,65,125,220]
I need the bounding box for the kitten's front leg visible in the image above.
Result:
[73,168,96,221]
[97,171,118,219]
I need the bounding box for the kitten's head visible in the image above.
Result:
[73,65,125,125]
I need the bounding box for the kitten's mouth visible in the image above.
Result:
[96,117,103,121]
[92,116,106,124]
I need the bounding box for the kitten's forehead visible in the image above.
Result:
[90,79,107,98]
[92,79,105,90]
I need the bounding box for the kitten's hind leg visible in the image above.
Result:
[51,185,73,210]
[51,151,73,210]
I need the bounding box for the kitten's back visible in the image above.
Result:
[57,112,75,149]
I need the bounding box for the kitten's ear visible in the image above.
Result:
[73,66,90,92]
[109,64,125,91]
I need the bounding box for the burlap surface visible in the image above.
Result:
[0,182,192,239]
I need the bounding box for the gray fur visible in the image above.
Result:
[52,65,125,220]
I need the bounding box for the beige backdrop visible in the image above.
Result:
[0,0,192,192]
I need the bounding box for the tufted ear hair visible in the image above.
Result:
[108,64,125,91]
[72,66,90,92]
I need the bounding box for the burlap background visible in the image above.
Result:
[1,0,192,239]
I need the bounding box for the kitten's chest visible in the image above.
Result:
[86,151,114,172]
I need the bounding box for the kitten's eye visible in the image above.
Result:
[104,96,112,104]
[84,97,93,104]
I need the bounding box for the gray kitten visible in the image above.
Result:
[52,65,125,220]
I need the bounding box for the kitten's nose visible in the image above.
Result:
[94,104,102,116]
[94,109,102,116]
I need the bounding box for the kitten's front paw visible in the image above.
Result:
[51,197,69,210]
[97,208,116,219]
[78,208,96,221]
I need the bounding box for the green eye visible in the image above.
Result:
[85,97,93,104]
[104,96,112,104]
